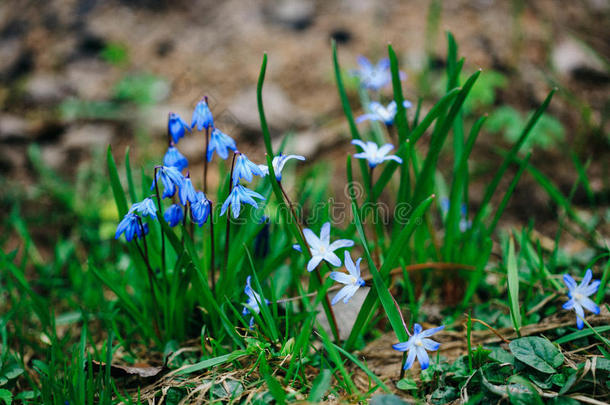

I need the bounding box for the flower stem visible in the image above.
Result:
[203,126,210,193]
[278,181,341,342]
[153,167,167,284]
[135,216,162,341]
[209,200,216,294]
[224,152,237,274]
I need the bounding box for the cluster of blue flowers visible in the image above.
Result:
[115,98,280,243]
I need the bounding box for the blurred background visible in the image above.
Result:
[1,0,608,256]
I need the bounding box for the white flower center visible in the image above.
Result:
[574,292,583,301]
[350,276,357,284]
[415,339,423,347]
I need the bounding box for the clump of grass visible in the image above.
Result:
[1,32,607,404]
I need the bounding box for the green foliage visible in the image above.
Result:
[100,42,129,66]
[487,106,565,151]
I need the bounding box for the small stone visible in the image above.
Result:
[0,114,30,141]
[63,123,114,150]
[552,37,608,79]
[265,0,315,31]
[41,144,67,170]
[24,74,71,104]
[228,84,309,136]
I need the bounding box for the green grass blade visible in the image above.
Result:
[469,89,556,233]
[107,146,128,217]
[372,87,460,200]
[308,369,332,402]
[175,350,248,375]
[332,40,371,190]
[412,70,481,205]
[388,44,409,142]
[507,236,522,335]
[125,146,137,203]
[331,342,391,393]
[257,53,273,157]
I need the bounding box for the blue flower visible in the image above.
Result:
[115,213,149,242]
[163,146,188,172]
[302,222,354,272]
[356,101,412,126]
[168,113,190,144]
[352,56,405,91]
[330,251,365,305]
[191,99,214,131]
[352,140,403,168]
[179,176,197,205]
[563,269,601,329]
[207,128,237,161]
[258,154,305,181]
[393,324,444,370]
[190,191,211,226]
[164,204,184,227]
[152,166,184,199]
[232,153,263,184]
[242,275,269,328]
[129,197,157,219]
[220,184,265,219]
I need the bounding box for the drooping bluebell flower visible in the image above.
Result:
[128,197,157,219]
[191,99,214,131]
[164,204,184,227]
[190,191,211,226]
[115,213,148,242]
[330,251,365,305]
[258,154,305,181]
[179,176,197,205]
[207,128,237,161]
[220,184,265,219]
[393,324,444,370]
[232,153,263,184]
[352,140,403,168]
[242,275,269,328]
[356,100,412,126]
[151,166,184,199]
[301,222,354,272]
[352,56,405,91]
[163,146,188,172]
[168,113,190,144]
[563,269,601,329]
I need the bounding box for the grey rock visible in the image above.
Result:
[316,287,370,338]
[228,83,309,135]
[65,59,113,100]
[265,0,315,31]
[552,37,608,78]
[41,144,67,170]
[24,74,71,104]
[0,114,30,140]
[63,123,114,150]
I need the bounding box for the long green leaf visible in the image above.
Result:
[507,236,522,335]
[107,146,128,217]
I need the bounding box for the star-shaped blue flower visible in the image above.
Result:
[393,324,444,370]
[115,213,148,242]
[152,166,184,199]
[563,269,601,329]
[356,100,412,126]
[352,140,403,168]
[190,191,211,226]
[129,197,157,219]
[168,113,190,144]
[352,56,392,91]
[242,275,269,328]
[207,128,237,161]
[163,146,188,172]
[258,154,305,181]
[179,176,197,205]
[330,251,365,305]
[232,153,263,184]
[191,99,214,131]
[163,204,184,227]
[301,222,354,272]
[220,184,265,219]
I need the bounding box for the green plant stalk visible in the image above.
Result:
[153,167,167,284]
[224,152,237,274]
[507,235,522,336]
[257,53,340,342]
